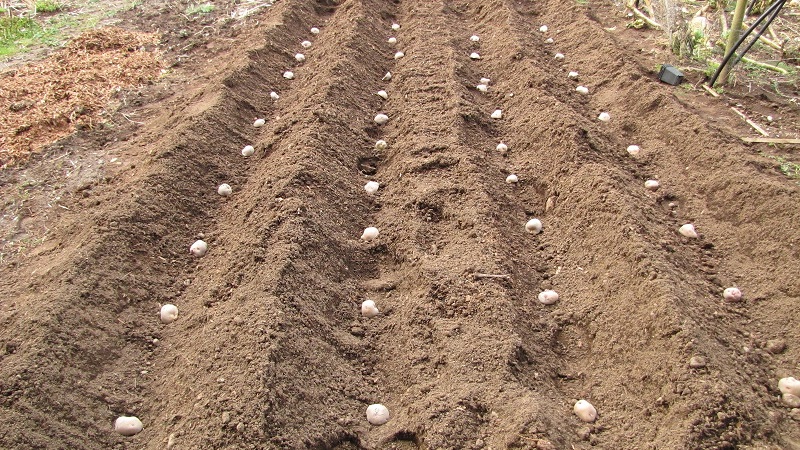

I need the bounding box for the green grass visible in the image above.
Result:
[0,0,136,59]
[186,2,215,15]
[35,0,63,13]
[0,17,42,57]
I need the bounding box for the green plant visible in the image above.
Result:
[704,61,720,78]
[768,155,800,181]
[0,16,41,57]
[185,2,215,15]
[35,0,63,13]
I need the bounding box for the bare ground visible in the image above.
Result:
[1,0,799,449]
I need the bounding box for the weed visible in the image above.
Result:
[185,2,215,15]
[704,61,720,78]
[0,16,41,57]
[127,0,143,11]
[767,155,800,182]
[35,0,63,13]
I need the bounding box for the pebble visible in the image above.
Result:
[689,356,706,368]
[536,439,557,450]
[545,196,556,212]
[222,411,231,424]
[765,339,786,354]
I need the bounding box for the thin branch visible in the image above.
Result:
[742,22,783,50]
[627,5,663,29]
[741,137,800,144]
[471,273,512,281]
[731,107,769,136]
[702,84,720,97]
[741,56,789,74]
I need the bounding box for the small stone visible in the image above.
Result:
[350,326,365,337]
[545,196,556,212]
[765,339,786,354]
[536,439,557,450]
[236,422,245,432]
[576,426,592,440]
[790,408,800,421]
[689,356,706,368]
[221,411,231,424]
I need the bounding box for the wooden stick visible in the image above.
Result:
[741,137,800,144]
[694,3,711,17]
[471,273,511,280]
[702,84,720,97]
[742,23,782,50]
[628,5,663,29]
[768,25,779,41]
[720,9,728,34]
[741,56,789,74]
[731,107,769,136]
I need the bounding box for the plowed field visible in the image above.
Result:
[1,0,799,449]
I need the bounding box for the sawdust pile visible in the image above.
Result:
[0,27,161,168]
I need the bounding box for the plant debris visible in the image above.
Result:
[1,27,161,168]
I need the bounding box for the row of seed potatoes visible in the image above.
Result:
[522,20,798,429]
[112,24,325,438]
[472,16,790,433]
[356,20,405,429]
[469,23,602,427]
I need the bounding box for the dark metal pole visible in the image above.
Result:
[708,0,785,87]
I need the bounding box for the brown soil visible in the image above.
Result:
[1,0,799,449]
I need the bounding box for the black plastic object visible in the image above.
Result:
[658,65,684,86]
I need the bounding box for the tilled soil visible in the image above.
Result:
[1,0,799,449]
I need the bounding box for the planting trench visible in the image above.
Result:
[0,0,799,449]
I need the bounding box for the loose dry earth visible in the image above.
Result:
[1,0,799,449]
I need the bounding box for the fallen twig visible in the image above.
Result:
[741,137,800,144]
[702,84,720,97]
[742,23,782,51]
[627,5,662,29]
[471,273,512,281]
[740,56,789,74]
[120,113,144,125]
[731,107,769,136]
